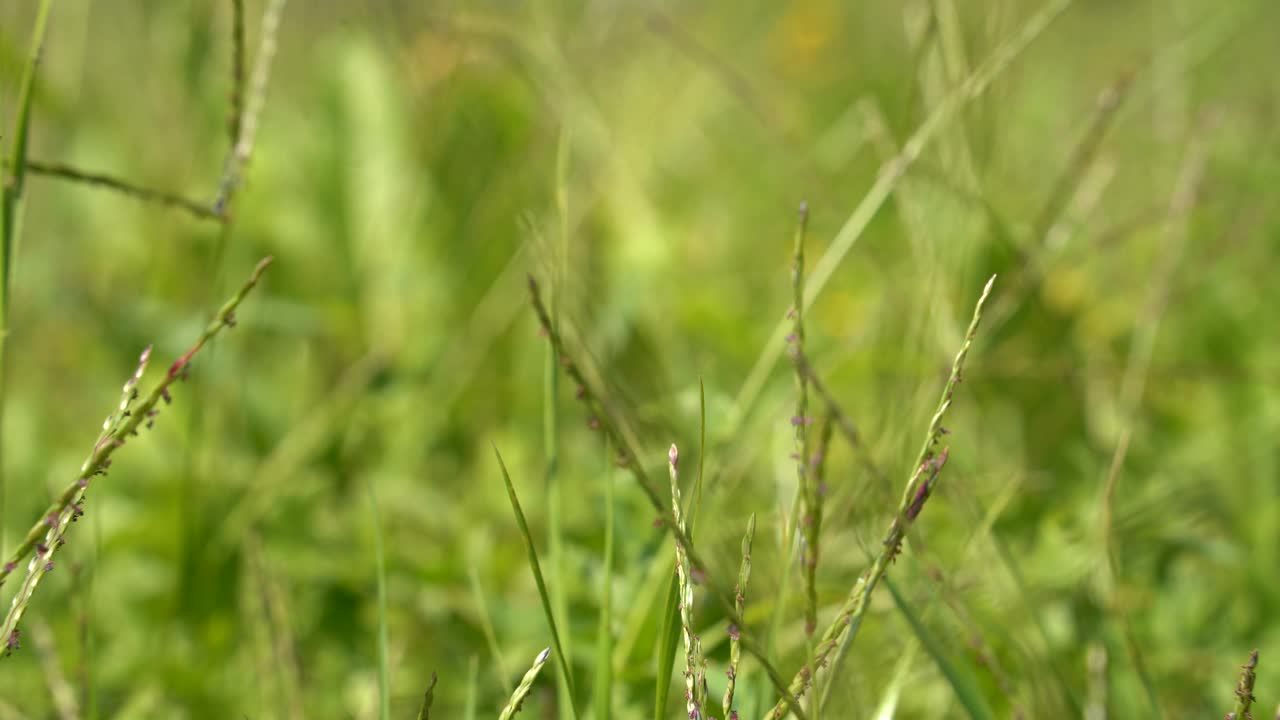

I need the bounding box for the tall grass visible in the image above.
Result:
[2,0,1278,715]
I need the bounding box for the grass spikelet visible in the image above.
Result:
[417,671,438,720]
[766,275,996,719]
[529,277,808,720]
[723,512,756,720]
[669,444,707,718]
[228,0,247,150]
[216,0,288,216]
[787,202,819,642]
[804,415,832,636]
[0,257,272,650]
[492,446,579,720]
[1225,649,1258,720]
[499,648,551,720]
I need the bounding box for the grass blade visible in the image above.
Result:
[493,446,579,720]
[884,577,994,720]
[0,0,55,561]
[652,569,681,720]
[768,275,996,719]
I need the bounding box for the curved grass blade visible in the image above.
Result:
[493,446,579,720]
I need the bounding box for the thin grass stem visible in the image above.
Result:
[15,160,221,221]
[216,0,287,216]
[528,276,807,720]
[730,0,1070,433]
[767,276,996,719]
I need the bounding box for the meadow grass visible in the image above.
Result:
[1,0,1279,717]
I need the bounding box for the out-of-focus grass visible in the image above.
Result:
[0,0,1279,717]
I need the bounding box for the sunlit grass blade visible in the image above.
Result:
[366,476,391,720]
[884,577,994,720]
[493,446,579,720]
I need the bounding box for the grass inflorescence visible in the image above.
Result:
[0,256,272,654]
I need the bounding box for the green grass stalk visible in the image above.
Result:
[0,0,55,562]
[500,648,552,720]
[767,275,996,719]
[787,202,820,719]
[13,161,220,221]
[528,276,808,720]
[493,446,579,720]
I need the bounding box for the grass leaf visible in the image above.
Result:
[493,446,579,720]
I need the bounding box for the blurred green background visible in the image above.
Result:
[1,0,1278,717]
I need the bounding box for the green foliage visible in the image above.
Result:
[0,0,1278,717]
